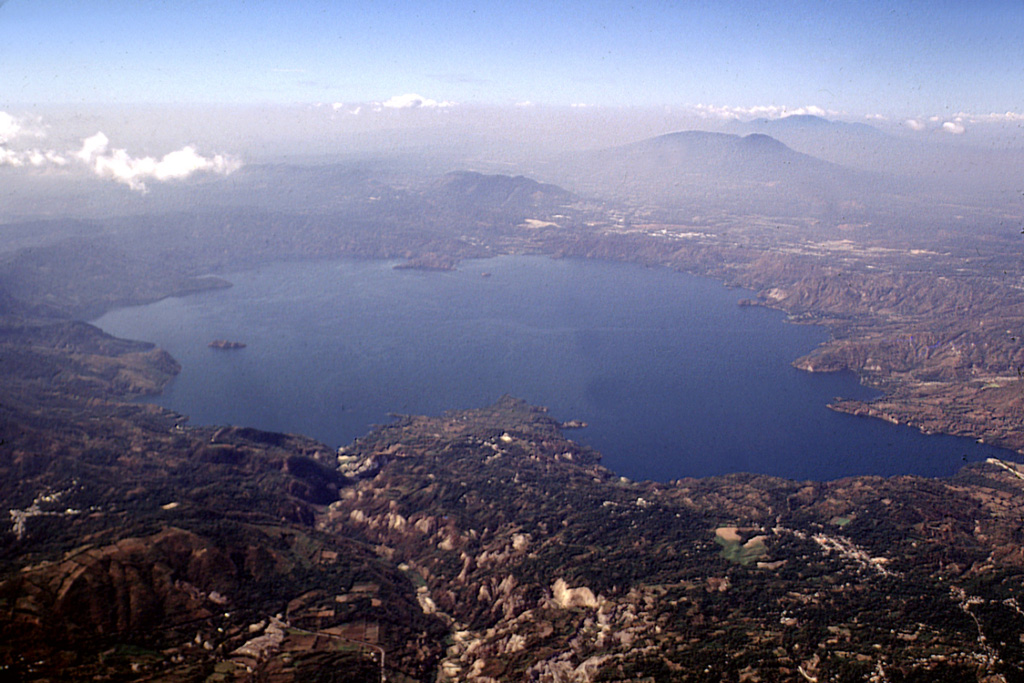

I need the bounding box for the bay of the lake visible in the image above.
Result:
[93,256,1013,481]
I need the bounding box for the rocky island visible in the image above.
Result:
[209,339,247,350]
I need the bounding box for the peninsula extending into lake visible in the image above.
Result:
[4,130,1024,680]
[95,256,1016,481]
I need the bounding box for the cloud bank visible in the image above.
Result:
[0,112,67,168]
[903,116,970,135]
[0,147,67,168]
[379,93,455,109]
[692,104,839,120]
[953,111,1024,124]
[0,111,22,144]
[0,111,242,192]
[941,120,966,135]
[75,132,242,192]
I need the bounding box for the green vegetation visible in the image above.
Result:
[714,531,768,566]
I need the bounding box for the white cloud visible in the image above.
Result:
[865,113,887,121]
[782,105,828,118]
[986,111,1024,122]
[75,131,242,192]
[0,147,25,167]
[29,150,67,167]
[379,93,455,109]
[692,104,751,119]
[0,111,49,144]
[0,111,62,168]
[326,102,361,115]
[515,101,535,108]
[0,147,67,168]
[897,111,1024,128]
[0,113,241,191]
[154,146,239,180]
[75,131,110,162]
[953,111,1024,124]
[691,103,838,120]
[0,111,22,144]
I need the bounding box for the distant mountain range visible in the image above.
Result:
[721,115,904,176]
[601,130,839,179]
[546,129,881,218]
[725,114,888,140]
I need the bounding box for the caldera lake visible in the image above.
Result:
[93,255,1016,481]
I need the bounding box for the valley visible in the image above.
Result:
[2,127,1024,680]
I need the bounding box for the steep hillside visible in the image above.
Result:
[4,327,1024,681]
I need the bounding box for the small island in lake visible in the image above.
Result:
[208,339,247,350]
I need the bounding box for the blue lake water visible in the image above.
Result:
[93,256,1015,481]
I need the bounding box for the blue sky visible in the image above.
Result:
[0,1,1020,193]
[0,0,1021,120]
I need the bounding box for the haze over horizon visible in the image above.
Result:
[0,1,1021,198]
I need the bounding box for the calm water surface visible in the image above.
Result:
[94,256,1014,481]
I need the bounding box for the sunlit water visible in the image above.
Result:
[94,256,1015,481]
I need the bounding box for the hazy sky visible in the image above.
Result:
[1,0,1021,120]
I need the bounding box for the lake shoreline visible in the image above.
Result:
[92,255,1018,482]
